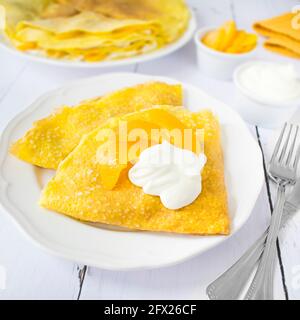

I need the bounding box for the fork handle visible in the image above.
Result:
[206,231,266,300]
[206,205,291,300]
[245,184,286,300]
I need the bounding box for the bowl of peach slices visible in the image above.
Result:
[194,21,258,80]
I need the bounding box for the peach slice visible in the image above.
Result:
[202,20,257,54]
[219,20,237,51]
[202,29,224,50]
[226,31,257,53]
[226,30,247,53]
[96,108,192,190]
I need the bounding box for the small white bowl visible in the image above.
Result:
[194,27,256,80]
[233,61,300,128]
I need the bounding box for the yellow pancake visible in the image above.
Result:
[10,82,183,169]
[0,0,49,34]
[15,26,160,55]
[0,0,190,61]
[9,10,161,57]
[17,11,158,35]
[40,106,230,235]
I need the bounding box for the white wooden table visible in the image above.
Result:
[0,0,300,300]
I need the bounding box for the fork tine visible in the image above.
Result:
[279,124,293,164]
[286,125,299,166]
[271,123,287,164]
[293,144,300,169]
[278,124,293,164]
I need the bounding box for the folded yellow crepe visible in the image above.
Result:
[40,106,230,235]
[10,82,183,169]
[254,13,300,58]
[0,0,190,61]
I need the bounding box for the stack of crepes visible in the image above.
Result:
[0,0,190,62]
[10,81,230,235]
[254,12,300,59]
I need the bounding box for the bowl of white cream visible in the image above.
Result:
[233,61,300,128]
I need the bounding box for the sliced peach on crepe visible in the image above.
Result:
[95,108,189,190]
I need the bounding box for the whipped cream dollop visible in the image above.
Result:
[128,141,207,210]
[237,62,300,104]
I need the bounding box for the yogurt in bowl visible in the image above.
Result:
[233,61,300,128]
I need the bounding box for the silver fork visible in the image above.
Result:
[206,123,300,300]
[206,211,293,300]
[245,123,300,300]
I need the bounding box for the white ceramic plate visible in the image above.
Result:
[0,11,196,68]
[0,73,264,270]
